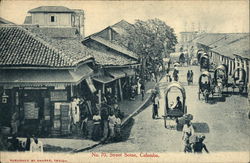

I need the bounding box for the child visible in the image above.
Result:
[192,135,209,153]
[114,115,122,141]
[108,111,116,141]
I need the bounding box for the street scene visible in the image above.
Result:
[0,1,249,162]
[88,66,250,153]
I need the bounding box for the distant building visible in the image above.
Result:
[24,6,85,37]
[194,33,250,86]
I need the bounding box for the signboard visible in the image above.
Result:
[50,90,68,102]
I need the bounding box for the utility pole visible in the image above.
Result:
[184,21,187,32]
[198,21,201,33]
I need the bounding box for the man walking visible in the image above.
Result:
[152,95,159,119]
[140,82,145,101]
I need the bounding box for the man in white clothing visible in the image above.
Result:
[30,137,43,152]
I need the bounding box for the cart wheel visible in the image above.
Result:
[198,91,200,100]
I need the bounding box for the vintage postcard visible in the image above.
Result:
[0,0,249,162]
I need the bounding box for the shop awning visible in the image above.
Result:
[122,68,135,76]
[106,69,126,79]
[92,76,116,84]
[0,64,93,87]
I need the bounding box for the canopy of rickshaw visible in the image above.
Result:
[200,53,209,59]
[199,71,211,85]
[233,67,247,81]
[196,49,205,59]
[215,64,227,73]
[170,52,185,62]
[164,82,186,99]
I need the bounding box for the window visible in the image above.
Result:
[51,16,55,22]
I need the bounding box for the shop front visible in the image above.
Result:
[0,64,96,137]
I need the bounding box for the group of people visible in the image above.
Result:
[1,134,43,152]
[91,108,122,142]
[130,79,146,101]
[182,120,209,153]
[187,70,194,85]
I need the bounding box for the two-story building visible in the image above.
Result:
[24,6,85,37]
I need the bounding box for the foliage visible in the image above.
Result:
[113,18,177,73]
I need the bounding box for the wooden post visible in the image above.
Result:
[118,79,123,101]
[70,85,73,98]
[98,90,101,104]
[102,83,105,94]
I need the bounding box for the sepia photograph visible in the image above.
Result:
[0,0,249,162]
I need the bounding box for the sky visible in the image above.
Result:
[0,0,249,38]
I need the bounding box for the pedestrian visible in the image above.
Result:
[192,135,209,153]
[25,135,31,151]
[114,115,122,141]
[101,93,107,104]
[106,90,112,105]
[92,111,101,141]
[8,134,19,151]
[30,137,43,152]
[100,107,109,142]
[182,120,194,153]
[130,85,136,101]
[169,76,172,82]
[190,70,194,84]
[187,70,190,85]
[140,82,145,101]
[137,79,141,95]
[152,95,159,119]
[184,139,193,153]
[173,68,179,81]
[108,110,116,141]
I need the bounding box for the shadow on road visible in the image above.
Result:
[208,96,226,104]
[192,122,210,133]
[176,122,210,133]
[121,118,135,141]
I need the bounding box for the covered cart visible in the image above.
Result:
[163,82,187,128]
[170,52,186,65]
[214,64,228,92]
[232,67,247,93]
[199,53,210,71]
[198,71,214,102]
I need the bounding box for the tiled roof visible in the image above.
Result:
[90,48,137,66]
[206,33,249,48]
[0,25,93,68]
[24,27,93,65]
[196,33,228,47]
[0,17,15,24]
[28,27,136,66]
[111,20,134,31]
[26,27,78,38]
[28,6,74,13]
[211,35,250,59]
[87,36,138,60]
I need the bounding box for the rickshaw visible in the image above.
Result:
[232,67,247,93]
[199,53,210,71]
[197,50,205,62]
[198,71,214,102]
[163,82,187,128]
[214,64,229,92]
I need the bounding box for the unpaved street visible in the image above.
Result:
[88,66,250,153]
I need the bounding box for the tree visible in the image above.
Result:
[114,18,177,75]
